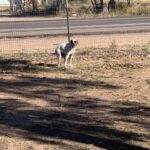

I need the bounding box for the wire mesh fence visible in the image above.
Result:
[0,33,150,64]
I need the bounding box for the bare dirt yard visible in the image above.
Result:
[0,33,150,150]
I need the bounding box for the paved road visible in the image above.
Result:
[0,16,150,37]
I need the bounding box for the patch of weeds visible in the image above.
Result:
[118,63,145,69]
[90,61,150,71]
[127,3,150,15]
[0,58,38,73]
[89,64,102,72]
[64,82,84,91]
[17,51,31,60]
[146,79,150,85]
[119,44,150,58]
[77,63,104,81]
[108,40,118,57]
[78,6,92,15]
[66,68,80,75]
[79,48,91,56]
[46,66,66,72]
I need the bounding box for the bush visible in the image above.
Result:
[127,4,150,15]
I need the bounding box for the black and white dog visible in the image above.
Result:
[55,39,78,68]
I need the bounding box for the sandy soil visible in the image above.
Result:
[0,33,150,150]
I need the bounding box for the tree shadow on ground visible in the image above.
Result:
[0,57,63,75]
[0,74,149,150]
[0,58,46,73]
[0,98,149,150]
[0,75,120,101]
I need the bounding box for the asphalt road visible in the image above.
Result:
[0,16,150,37]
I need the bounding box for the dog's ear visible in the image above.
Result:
[75,40,78,45]
[74,40,78,47]
[70,40,74,44]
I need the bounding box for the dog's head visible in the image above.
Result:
[70,39,78,48]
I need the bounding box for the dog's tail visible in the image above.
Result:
[51,52,56,55]
[47,52,56,55]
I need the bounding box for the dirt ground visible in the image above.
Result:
[0,32,150,52]
[0,33,150,150]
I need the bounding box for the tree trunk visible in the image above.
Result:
[9,0,16,11]
[31,0,38,11]
[127,0,131,6]
[108,0,116,10]
[91,0,104,13]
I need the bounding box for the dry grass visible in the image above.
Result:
[68,0,150,17]
[0,36,150,149]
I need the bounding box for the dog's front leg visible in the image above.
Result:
[69,55,73,67]
[64,54,70,68]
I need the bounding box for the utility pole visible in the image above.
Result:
[65,0,70,42]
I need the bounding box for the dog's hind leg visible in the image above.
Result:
[57,55,61,67]
[55,48,62,67]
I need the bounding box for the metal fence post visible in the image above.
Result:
[65,0,70,42]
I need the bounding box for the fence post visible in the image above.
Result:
[65,0,70,42]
